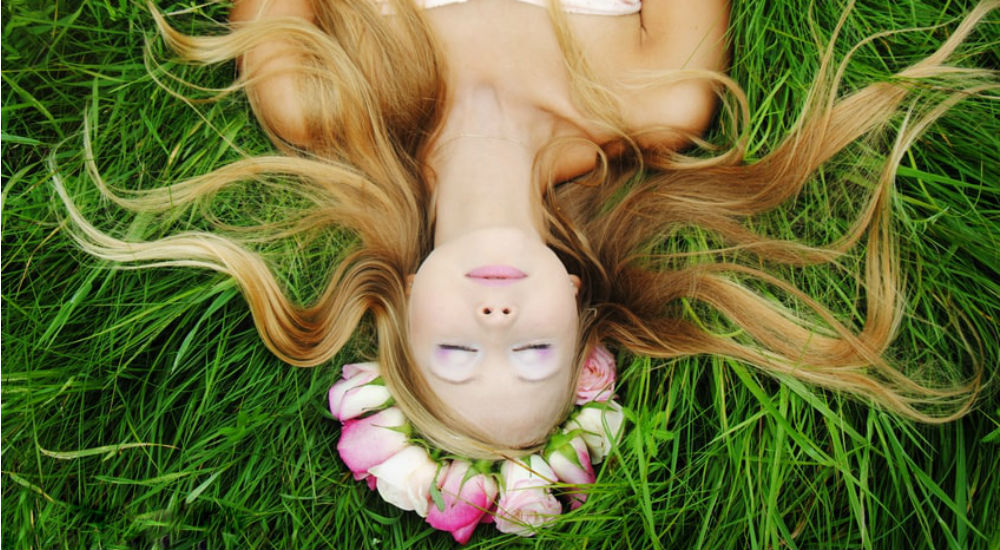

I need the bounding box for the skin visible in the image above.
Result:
[408,227,581,446]
[232,0,729,447]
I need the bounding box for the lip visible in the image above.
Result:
[465,265,527,286]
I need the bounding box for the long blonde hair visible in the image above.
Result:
[52,0,998,458]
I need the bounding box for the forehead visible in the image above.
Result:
[426,363,575,448]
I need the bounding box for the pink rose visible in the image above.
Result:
[575,345,616,405]
[368,445,439,517]
[544,433,595,510]
[426,460,498,544]
[494,455,562,536]
[564,400,625,464]
[329,362,392,421]
[336,407,408,483]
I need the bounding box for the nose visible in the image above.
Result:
[476,303,517,325]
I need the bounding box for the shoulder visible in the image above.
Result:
[230,0,317,147]
[614,0,731,148]
[635,0,730,56]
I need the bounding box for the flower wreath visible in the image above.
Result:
[328,345,626,544]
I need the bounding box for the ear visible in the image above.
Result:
[405,274,415,296]
[569,274,581,296]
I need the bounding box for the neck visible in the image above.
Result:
[427,86,549,247]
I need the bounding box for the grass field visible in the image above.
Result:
[3,1,999,548]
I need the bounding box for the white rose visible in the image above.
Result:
[495,455,561,536]
[564,400,624,464]
[368,445,438,517]
[499,454,556,487]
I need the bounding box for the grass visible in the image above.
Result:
[3,0,999,548]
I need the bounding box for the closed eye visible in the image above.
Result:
[509,343,556,381]
[431,343,480,382]
[439,344,478,353]
[513,343,551,352]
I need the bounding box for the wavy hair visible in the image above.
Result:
[52,0,998,458]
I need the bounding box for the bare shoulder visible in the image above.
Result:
[230,0,317,147]
[616,0,731,147]
[636,0,730,56]
[230,0,313,23]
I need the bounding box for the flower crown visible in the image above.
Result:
[328,345,626,544]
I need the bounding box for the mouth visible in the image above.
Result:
[466,265,527,286]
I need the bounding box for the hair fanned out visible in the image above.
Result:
[52,0,998,457]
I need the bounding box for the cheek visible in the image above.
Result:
[408,280,436,325]
[550,289,581,338]
[407,279,457,339]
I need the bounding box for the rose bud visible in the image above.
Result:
[336,407,408,485]
[426,460,498,544]
[328,362,392,422]
[544,432,596,509]
[563,400,625,464]
[494,455,562,536]
[368,445,439,517]
[575,344,616,405]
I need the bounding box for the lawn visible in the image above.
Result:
[2,0,999,548]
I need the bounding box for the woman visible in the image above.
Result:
[81,0,732,456]
[47,0,995,542]
[227,0,730,454]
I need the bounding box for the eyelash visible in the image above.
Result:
[513,343,550,352]
[439,344,477,352]
[438,343,550,353]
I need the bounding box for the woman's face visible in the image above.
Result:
[407,228,581,447]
